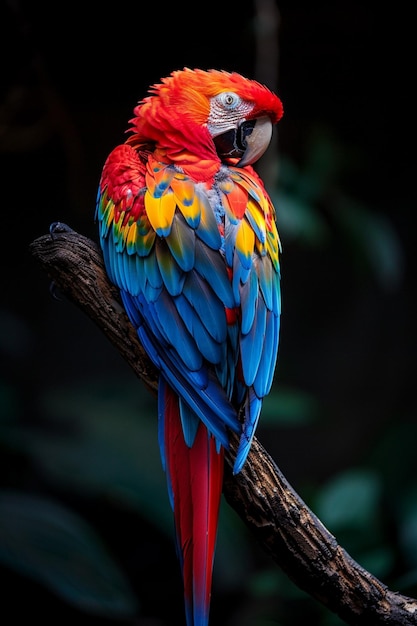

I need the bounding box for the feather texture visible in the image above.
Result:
[96,68,283,625]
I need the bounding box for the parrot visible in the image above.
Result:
[96,67,284,626]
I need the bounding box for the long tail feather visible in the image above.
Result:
[159,379,224,626]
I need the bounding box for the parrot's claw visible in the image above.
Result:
[49,222,74,239]
[49,280,63,301]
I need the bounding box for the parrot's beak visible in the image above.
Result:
[213,116,273,167]
[237,116,273,167]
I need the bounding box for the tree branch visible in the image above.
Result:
[29,224,417,625]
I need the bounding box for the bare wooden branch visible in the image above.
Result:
[29,224,417,626]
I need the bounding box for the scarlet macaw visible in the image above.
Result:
[96,68,284,626]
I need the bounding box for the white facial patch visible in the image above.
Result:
[207,92,254,137]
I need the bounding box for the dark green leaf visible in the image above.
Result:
[261,387,319,426]
[0,490,138,617]
[316,469,381,529]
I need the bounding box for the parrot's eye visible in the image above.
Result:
[218,92,241,110]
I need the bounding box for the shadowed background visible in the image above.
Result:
[1,1,415,624]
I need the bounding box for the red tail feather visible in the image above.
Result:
[163,384,224,626]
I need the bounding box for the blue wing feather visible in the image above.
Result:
[240,297,267,387]
[182,273,228,344]
[175,294,224,365]
[166,212,196,271]
[179,398,201,447]
[266,313,280,393]
[253,310,277,397]
[143,253,163,292]
[240,270,259,335]
[155,239,185,296]
[194,239,235,309]
[233,389,263,474]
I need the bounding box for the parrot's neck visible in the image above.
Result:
[128,121,222,184]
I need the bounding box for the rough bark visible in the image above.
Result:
[29,223,417,625]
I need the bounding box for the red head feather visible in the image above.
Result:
[127,68,283,180]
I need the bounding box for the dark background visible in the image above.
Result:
[1,2,416,625]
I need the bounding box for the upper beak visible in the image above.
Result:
[212,116,273,167]
[237,116,273,167]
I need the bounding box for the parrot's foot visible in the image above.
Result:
[49,222,74,239]
[48,280,63,301]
